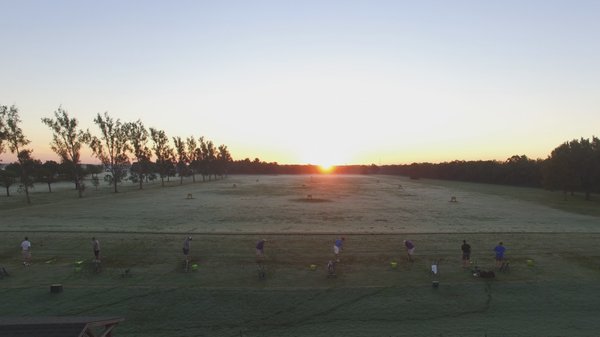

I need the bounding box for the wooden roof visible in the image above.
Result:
[0,316,124,337]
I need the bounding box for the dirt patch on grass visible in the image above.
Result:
[290,197,333,203]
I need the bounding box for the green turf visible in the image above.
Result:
[1,175,599,336]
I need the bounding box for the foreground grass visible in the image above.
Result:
[1,232,599,336]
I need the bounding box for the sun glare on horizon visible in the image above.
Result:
[318,164,335,173]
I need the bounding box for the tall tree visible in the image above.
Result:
[0,105,7,158]
[503,155,541,187]
[197,136,208,182]
[186,136,200,183]
[18,150,40,194]
[592,136,600,194]
[571,138,597,200]
[89,112,131,193]
[173,136,189,185]
[216,144,232,178]
[150,128,173,187]
[2,105,34,203]
[201,139,217,181]
[125,120,153,189]
[41,107,91,197]
[543,140,585,199]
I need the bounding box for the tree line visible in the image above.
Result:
[2,104,598,203]
[226,160,380,175]
[382,137,600,200]
[0,105,232,204]
[224,140,600,201]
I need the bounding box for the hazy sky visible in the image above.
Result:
[1,0,599,166]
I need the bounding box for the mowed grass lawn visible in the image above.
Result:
[1,175,600,336]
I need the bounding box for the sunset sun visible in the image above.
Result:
[318,164,335,173]
[298,151,345,173]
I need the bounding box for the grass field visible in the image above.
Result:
[1,175,599,336]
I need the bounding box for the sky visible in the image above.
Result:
[1,0,599,166]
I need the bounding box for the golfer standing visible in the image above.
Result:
[256,239,267,260]
[92,237,101,261]
[404,239,415,262]
[183,236,192,262]
[461,240,471,267]
[494,242,505,268]
[333,237,344,262]
[21,237,31,266]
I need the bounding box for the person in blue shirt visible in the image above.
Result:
[494,242,506,268]
[333,237,345,262]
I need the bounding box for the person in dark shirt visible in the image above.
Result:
[92,237,101,262]
[183,236,192,262]
[256,239,267,260]
[404,240,415,262]
[461,240,471,268]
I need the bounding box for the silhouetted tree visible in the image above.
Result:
[173,136,189,184]
[2,106,34,203]
[592,136,600,194]
[543,139,587,199]
[150,128,173,186]
[0,105,7,158]
[16,150,38,201]
[503,155,541,187]
[186,136,200,183]
[89,112,131,193]
[0,166,17,196]
[41,107,91,197]
[36,160,60,192]
[216,144,232,178]
[201,139,217,180]
[197,136,208,181]
[125,120,152,189]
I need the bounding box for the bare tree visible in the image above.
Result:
[41,107,91,197]
[89,112,131,193]
[125,120,152,189]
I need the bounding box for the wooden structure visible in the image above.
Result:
[0,316,124,337]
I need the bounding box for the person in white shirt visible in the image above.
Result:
[20,237,31,266]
